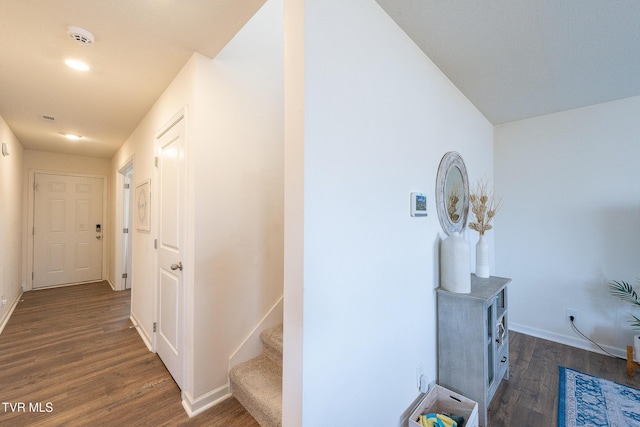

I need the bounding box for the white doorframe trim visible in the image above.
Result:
[115,156,135,291]
[154,106,189,392]
[26,170,108,291]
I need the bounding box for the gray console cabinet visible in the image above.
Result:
[437,275,511,427]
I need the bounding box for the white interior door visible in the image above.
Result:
[155,113,186,389]
[33,173,104,288]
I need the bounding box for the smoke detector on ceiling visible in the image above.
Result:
[67,26,95,45]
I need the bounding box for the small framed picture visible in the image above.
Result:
[135,179,151,231]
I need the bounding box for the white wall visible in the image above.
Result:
[23,150,111,176]
[189,0,283,400]
[0,115,24,330]
[284,1,494,425]
[109,0,283,412]
[495,95,640,355]
[282,0,305,423]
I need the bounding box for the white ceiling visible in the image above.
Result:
[376,0,640,125]
[1,1,639,159]
[0,0,265,159]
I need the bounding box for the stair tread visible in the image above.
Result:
[230,354,282,426]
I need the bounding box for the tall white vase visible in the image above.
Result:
[440,232,470,293]
[475,234,490,278]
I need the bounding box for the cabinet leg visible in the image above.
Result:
[628,345,635,377]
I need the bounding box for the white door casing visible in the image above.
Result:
[115,158,134,292]
[33,173,104,288]
[123,169,133,290]
[155,112,186,390]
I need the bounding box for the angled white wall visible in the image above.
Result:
[283,0,494,425]
[495,95,640,355]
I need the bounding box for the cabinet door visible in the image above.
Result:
[486,302,495,389]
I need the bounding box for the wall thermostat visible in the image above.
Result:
[410,192,427,217]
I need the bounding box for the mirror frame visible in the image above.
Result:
[435,151,469,235]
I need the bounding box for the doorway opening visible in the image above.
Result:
[116,158,134,291]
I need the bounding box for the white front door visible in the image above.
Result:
[33,173,104,288]
[155,113,186,389]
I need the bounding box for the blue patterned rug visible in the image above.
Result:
[559,366,640,426]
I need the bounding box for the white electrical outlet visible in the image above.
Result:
[416,363,424,390]
[419,374,429,393]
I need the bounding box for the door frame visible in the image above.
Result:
[153,106,190,392]
[26,170,108,291]
[114,157,135,291]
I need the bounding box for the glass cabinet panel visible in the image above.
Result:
[487,304,494,387]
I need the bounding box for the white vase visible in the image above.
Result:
[440,232,471,293]
[475,234,490,278]
[634,335,640,363]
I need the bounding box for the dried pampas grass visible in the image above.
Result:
[469,179,502,235]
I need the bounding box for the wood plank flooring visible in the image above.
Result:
[488,330,640,426]
[4,281,639,426]
[0,281,259,427]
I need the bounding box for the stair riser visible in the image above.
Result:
[231,378,281,427]
[262,341,283,369]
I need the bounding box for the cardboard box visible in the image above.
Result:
[409,384,478,427]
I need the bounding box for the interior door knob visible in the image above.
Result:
[170,262,183,271]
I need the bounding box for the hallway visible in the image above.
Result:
[0,282,258,426]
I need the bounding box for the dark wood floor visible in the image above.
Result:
[0,281,259,427]
[488,330,639,426]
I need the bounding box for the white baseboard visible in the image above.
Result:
[228,295,283,372]
[510,322,626,359]
[106,279,116,290]
[181,296,283,419]
[182,385,231,418]
[0,291,23,335]
[130,312,153,352]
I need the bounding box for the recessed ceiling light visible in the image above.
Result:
[64,58,90,72]
[64,134,82,140]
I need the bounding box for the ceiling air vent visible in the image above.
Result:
[67,26,95,46]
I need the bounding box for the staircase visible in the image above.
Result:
[230,324,283,427]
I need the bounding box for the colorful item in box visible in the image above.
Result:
[417,412,465,427]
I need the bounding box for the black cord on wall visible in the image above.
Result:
[569,315,625,361]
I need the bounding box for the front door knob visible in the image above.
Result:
[170,262,183,271]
